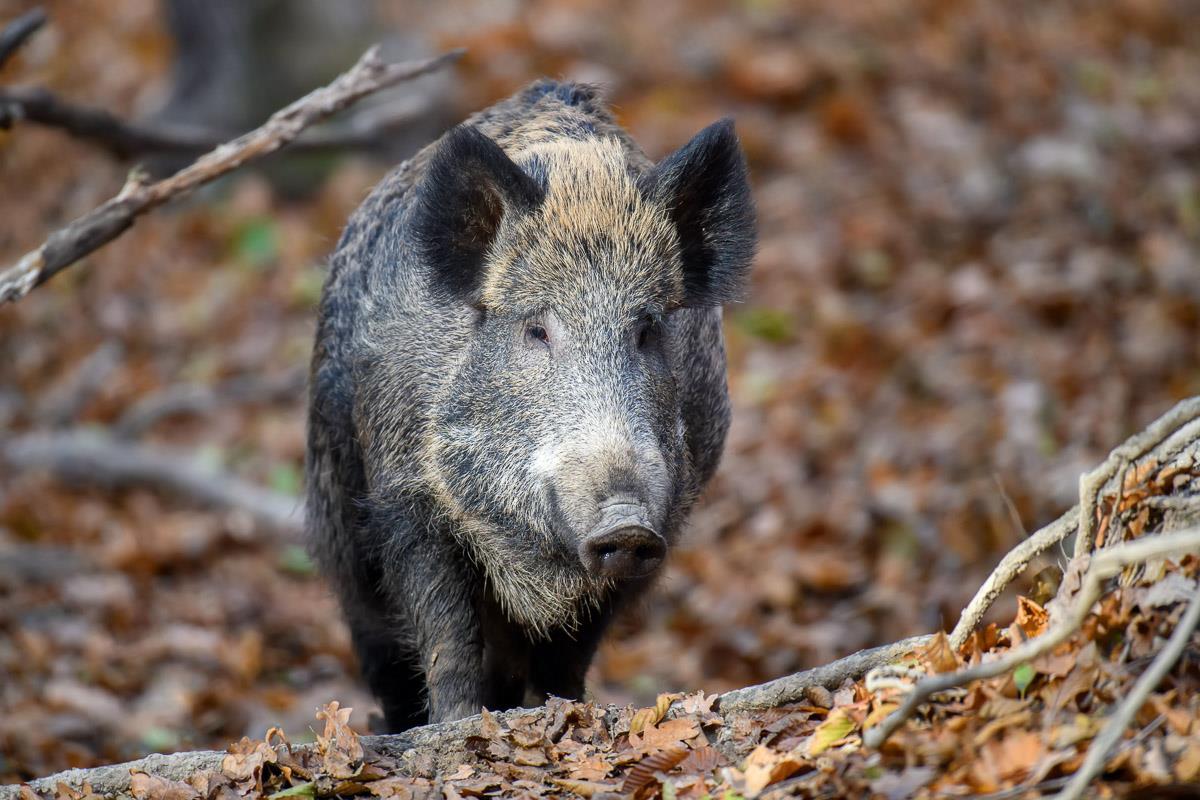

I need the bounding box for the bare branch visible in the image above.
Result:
[114,368,306,439]
[36,340,124,427]
[0,45,463,304]
[0,430,301,535]
[0,86,433,158]
[716,635,932,712]
[0,7,45,69]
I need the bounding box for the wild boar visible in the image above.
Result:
[307,80,755,731]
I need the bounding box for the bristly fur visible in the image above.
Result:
[306,78,756,731]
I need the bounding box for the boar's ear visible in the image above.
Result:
[414,125,544,304]
[639,119,756,307]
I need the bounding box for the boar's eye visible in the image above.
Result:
[636,315,659,351]
[525,322,551,350]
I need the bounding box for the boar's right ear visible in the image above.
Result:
[639,119,756,308]
[413,125,544,304]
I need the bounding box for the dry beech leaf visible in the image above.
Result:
[221,735,279,792]
[513,746,549,767]
[565,754,612,781]
[551,778,621,797]
[678,745,726,775]
[678,691,718,716]
[315,701,364,780]
[979,730,1044,783]
[630,692,681,735]
[1012,596,1049,640]
[920,631,960,674]
[622,744,689,797]
[479,707,501,739]
[739,745,806,798]
[629,707,658,736]
[129,772,200,800]
[632,718,702,752]
[445,764,474,781]
[367,776,423,799]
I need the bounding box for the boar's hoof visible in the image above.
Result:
[579,505,666,580]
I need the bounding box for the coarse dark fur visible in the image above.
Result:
[307,80,755,731]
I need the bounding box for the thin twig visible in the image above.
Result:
[0,7,45,69]
[949,507,1077,649]
[0,86,432,158]
[0,45,463,304]
[0,429,301,535]
[1051,587,1200,800]
[864,528,1200,748]
[36,340,124,427]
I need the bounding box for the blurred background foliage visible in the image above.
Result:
[2,0,1199,782]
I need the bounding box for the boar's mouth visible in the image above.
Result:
[577,501,666,580]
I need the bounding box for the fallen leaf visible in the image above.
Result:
[979,730,1043,782]
[622,744,689,797]
[632,718,702,751]
[920,631,960,674]
[315,701,363,780]
[221,736,279,794]
[677,746,726,776]
[806,708,856,757]
[564,754,612,781]
[129,772,200,800]
[551,778,621,797]
[738,745,806,798]
[1012,597,1049,640]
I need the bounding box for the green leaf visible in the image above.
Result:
[807,708,856,756]
[139,726,179,752]
[268,462,303,496]
[233,217,280,269]
[733,308,795,344]
[662,779,677,800]
[278,545,315,577]
[268,782,315,798]
[1013,663,1036,697]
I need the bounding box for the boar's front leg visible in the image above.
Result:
[387,529,486,724]
[527,607,615,704]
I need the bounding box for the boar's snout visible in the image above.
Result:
[578,501,666,580]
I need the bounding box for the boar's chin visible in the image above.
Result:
[454,516,610,637]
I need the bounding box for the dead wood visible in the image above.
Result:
[0,45,462,304]
[0,7,45,69]
[0,638,915,799]
[0,429,301,536]
[0,85,432,159]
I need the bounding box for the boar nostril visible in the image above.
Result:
[578,517,666,581]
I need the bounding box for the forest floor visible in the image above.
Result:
[2,0,1200,796]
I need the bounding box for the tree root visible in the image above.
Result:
[0,637,923,798]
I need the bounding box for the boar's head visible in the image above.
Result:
[410,120,754,631]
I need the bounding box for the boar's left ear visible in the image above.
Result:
[639,119,756,307]
[413,125,545,304]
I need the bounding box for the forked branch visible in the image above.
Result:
[0,45,462,304]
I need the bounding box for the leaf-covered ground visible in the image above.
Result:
[3,0,1200,792]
